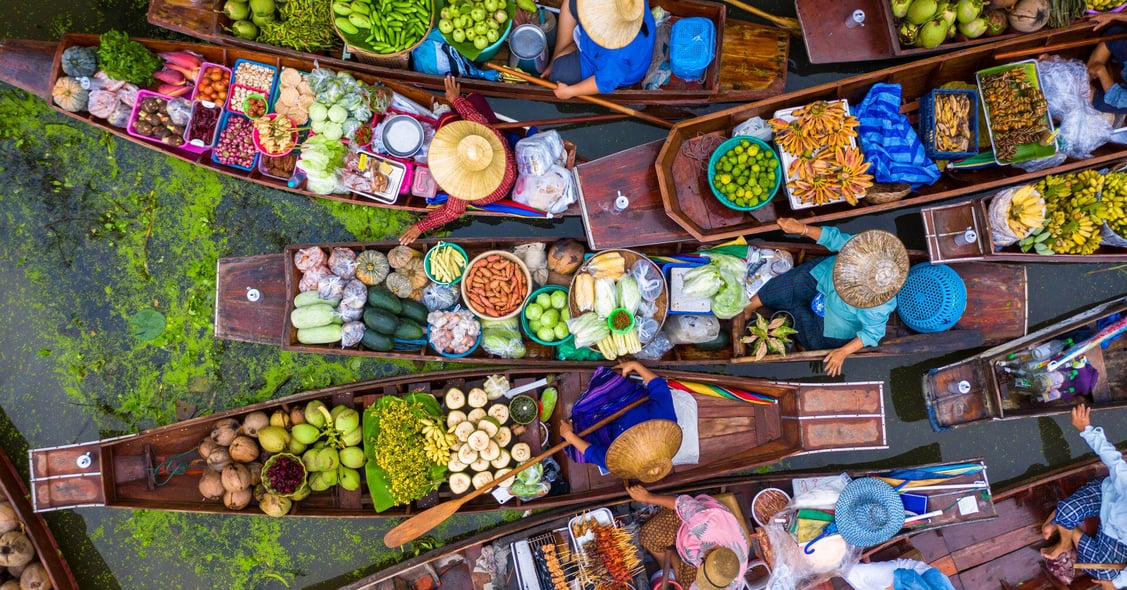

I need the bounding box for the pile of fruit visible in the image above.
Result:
[193,413,272,515]
[929,91,973,155]
[442,383,532,495]
[1003,184,1046,238]
[524,289,572,344]
[1023,170,1108,254]
[366,393,447,507]
[439,0,511,52]
[771,100,871,206]
[153,50,203,98]
[463,253,530,318]
[892,0,1011,50]
[0,498,57,589]
[224,0,336,52]
[334,0,434,55]
[570,252,648,359]
[710,139,780,209]
[980,66,1052,163]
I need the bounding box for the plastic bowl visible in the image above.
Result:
[607,307,635,335]
[521,285,573,347]
[707,136,781,212]
[433,329,482,358]
[252,113,298,157]
[242,92,269,120]
[424,242,468,286]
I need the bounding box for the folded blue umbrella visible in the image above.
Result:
[854,83,941,189]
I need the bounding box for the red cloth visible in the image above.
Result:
[413,97,517,234]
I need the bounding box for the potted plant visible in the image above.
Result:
[741,313,798,361]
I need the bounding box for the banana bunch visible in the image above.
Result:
[934,93,971,153]
[1006,184,1046,237]
[1103,172,1127,235]
[1089,0,1122,10]
[420,418,456,464]
[771,100,859,158]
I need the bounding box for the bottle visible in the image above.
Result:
[1030,339,1071,362]
[1011,373,1053,396]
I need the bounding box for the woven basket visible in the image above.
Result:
[334,15,433,69]
[864,183,911,204]
[640,509,698,583]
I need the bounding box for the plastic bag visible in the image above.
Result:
[318,275,345,304]
[634,331,674,361]
[630,260,663,302]
[733,116,773,142]
[340,279,368,309]
[513,243,549,287]
[299,266,331,292]
[617,276,641,315]
[338,305,363,323]
[341,322,365,348]
[636,318,660,344]
[988,185,1039,247]
[409,30,502,81]
[764,494,861,590]
[512,165,575,215]
[638,298,658,320]
[167,97,192,127]
[556,339,605,361]
[680,263,722,298]
[594,278,617,319]
[422,283,459,311]
[664,315,720,344]
[107,100,132,128]
[567,311,610,349]
[1036,56,1112,160]
[481,327,527,358]
[329,247,358,279]
[294,247,328,272]
[515,131,565,176]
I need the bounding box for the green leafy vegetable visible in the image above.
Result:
[97,30,161,87]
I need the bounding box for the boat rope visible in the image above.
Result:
[149,450,198,487]
[680,133,725,172]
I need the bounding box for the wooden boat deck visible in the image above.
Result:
[147,0,789,106]
[29,368,887,517]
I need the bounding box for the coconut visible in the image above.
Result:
[20,563,51,590]
[210,418,240,447]
[955,0,982,23]
[1008,0,1048,32]
[0,504,18,536]
[958,17,988,37]
[240,411,269,438]
[289,406,306,426]
[207,447,232,472]
[906,0,939,25]
[269,410,290,429]
[247,461,263,486]
[222,463,253,492]
[547,239,584,274]
[198,470,225,500]
[8,564,25,577]
[257,426,291,453]
[988,0,1016,8]
[224,487,253,510]
[0,533,33,568]
[891,0,913,18]
[0,580,18,590]
[228,436,260,464]
[259,493,292,517]
[198,437,219,462]
[918,18,950,48]
[984,8,1007,34]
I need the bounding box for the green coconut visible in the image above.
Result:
[906,0,939,25]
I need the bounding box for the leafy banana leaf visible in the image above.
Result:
[363,398,398,513]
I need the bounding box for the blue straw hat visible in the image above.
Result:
[834,478,905,547]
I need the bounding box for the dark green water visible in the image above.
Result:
[1,1,1127,588]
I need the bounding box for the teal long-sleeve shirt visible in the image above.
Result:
[810,226,897,347]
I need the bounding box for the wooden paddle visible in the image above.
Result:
[483,63,674,129]
[1075,563,1127,570]
[383,396,650,548]
[718,0,802,37]
[493,113,631,130]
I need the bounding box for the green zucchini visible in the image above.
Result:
[399,299,428,325]
[291,304,339,329]
[393,319,425,341]
[361,330,393,352]
[363,307,400,335]
[297,324,343,344]
[367,286,403,315]
[294,291,338,308]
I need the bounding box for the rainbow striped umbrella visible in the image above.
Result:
[667,379,777,405]
[873,463,985,490]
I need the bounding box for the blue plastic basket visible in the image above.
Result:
[670,17,715,82]
[896,263,967,333]
[432,329,482,358]
[211,111,260,172]
[918,88,979,161]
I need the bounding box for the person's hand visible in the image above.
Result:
[777,218,807,236]
[399,225,423,246]
[1090,12,1127,32]
[822,346,851,377]
[626,482,652,504]
[559,420,575,440]
[616,361,644,378]
[553,82,574,100]
[540,62,553,80]
[1072,404,1092,432]
[443,74,461,104]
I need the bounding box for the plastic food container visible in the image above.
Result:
[382,115,425,157]
[252,113,298,156]
[193,62,232,105]
[127,89,197,152]
[350,151,408,204]
[412,166,438,199]
[185,100,222,150]
[976,60,1057,166]
[520,285,573,347]
[259,151,300,181]
[211,111,259,172]
[918,88,979,161]
[230,58,277,95]
[225,84,269,116]
[707,135,780,212]
[423,242,469,286]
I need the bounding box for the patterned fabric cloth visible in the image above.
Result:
[1053,477,1127,583]
[756,258,850,351]
[854,83,941,189]
[674,494,750,590]
[564,366,677,469]
[412,96,518,233]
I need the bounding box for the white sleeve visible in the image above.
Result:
[843,559,932,590]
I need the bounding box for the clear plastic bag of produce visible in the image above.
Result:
[481,327,527,359]
[299,266,332,292]
[594,278,618,319]
[680,263,722,298]
[167,97,192,127]
[329,247,359,280]
[634,331,674,361]
[512,165,575,215]
[567,311,610,349]
[630,260,664,302]
[294,247,327,272]
[337,305,363,323]
[515,131,566,177]
[341,321,365,348]
[1035,56,1111,160]
[318,275,346,304]
[988,185,1037,247]
[340,279,368,309]
[423,282,459,311]
[733,116,773,142]
[636,317,660,344]
[664,314,720,344]
[763,488,861,590]
[107,100,132,128]
[709,253,751,319]
[617,276,641,315]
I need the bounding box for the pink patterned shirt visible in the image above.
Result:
[675,494,750,590]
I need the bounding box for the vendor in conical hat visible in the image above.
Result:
[559,361,679,480]
[540,0,656,99]
[399,75,517,245]
[745,218,909,376]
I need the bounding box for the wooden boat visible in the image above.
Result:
[146,0,789,106]
[0,447,78,590]
[822,453,1121,590]
[923,294,1127,431]
[27,367,889,517]
[574,22,1127,250]
[215,237,1028,366]
[0,33,581,219]
[340,458,996,590]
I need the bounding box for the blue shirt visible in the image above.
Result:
[1106,65,1127,109]
[1079,425,1127,589]
[810,226,897,347]
[584,377,676,469]
[577,6,656,94]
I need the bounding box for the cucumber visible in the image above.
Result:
[294,291,338,308]
[399,299,428,324]
[335,16,359,34]
[360,330,392,352]
[291,304,338,329]
[393,319,425,341]
[363,307,400,335]
[297,324,342,344]
[367,286,403,314]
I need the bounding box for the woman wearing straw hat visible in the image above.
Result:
[744,218,909,376]
[540,0,656,98]
[398,75,517,245]
[628,483,750,590]
[560,361,681,482]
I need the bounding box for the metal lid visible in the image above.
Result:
[381,115,424,158]
[509,24,547,59]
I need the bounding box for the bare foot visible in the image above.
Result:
[1041,510,1057,540]
[1041,525,1077,560]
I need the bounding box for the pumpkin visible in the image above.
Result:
[61,46,99,78]
[52,77,89,113]
[355,250,389,285]
[385,272,414,298]
[387,245,421,270]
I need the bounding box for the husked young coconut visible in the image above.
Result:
[210,418,240,447]
[198,437,219,462]
[246,462,263,486]
[20,562,51,590]
[206,447,232,472]
[0,579,19,590]
[224,487,252,510]
[221,464,252,492]
[0,532,34,568]
[198,470,224,501]
[228,436,260,464]
[240,411,269,438]
[0,503,19,535]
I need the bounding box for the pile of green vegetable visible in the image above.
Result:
[364,393,446,510]
[224,0,336,51]
[680,253,750,319]
[97,30,161,87]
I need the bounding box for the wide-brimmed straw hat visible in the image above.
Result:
[605,419,682,483]
[696,546,742,590]
[832,230,909,309]
[577,0,646,49]
[834,478,905,548]
[428,120,507,201]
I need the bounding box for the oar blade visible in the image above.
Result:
[383,499,465,548]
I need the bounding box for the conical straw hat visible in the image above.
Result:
[832,230,909,309]
[428,120,507,201]
[605,419,682,483]
[577,0,646,49]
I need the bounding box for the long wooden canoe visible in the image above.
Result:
[146,0,789,106]
[0,447,78,590]
[575,22,1127,250]
[341,458,995,590]
[825,454,1121,590]
[0,33,581,219]
[215,237,1028,367]
[923,294,1127,431]
[27,367,888,517]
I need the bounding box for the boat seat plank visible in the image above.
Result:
[956,545,1047,590]
[949,519,1042,572]
[34,475,105,511]
[799,417,885,451]
[214,254,287,345]
[32,444,103,479]
[716,20,788,95]
[798,385,882,416]
[922,200,990,263]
